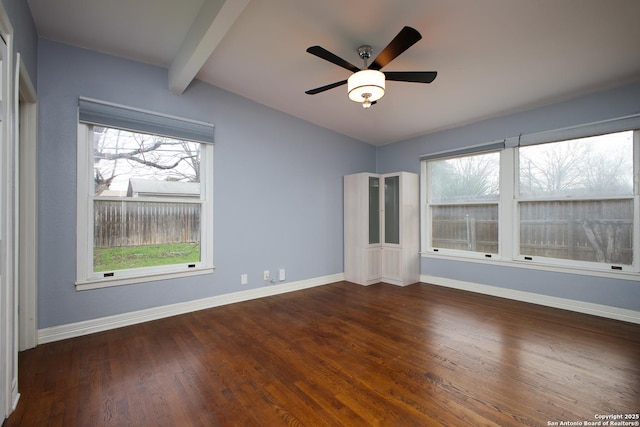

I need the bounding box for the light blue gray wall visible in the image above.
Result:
[37,39,375,329]
[377,80,640,311]
[32,32,640,328]
[3,0,37,84]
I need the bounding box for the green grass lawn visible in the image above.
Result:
[94,243,200,272]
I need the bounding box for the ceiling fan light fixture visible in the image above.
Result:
[347,70,385,105]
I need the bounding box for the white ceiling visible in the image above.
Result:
[27,0,640,145]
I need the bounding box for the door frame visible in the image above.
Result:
[0,2,18,419]
[18,56,37,351]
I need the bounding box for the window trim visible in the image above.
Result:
[422,251,640,282]
[76,112,215,291]
[420,115,640,279]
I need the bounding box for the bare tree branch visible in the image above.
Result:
[92,126,201,195]
[95,142,198,178]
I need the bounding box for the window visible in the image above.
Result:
[421,116,640,276]
[76,99,214,289]
[517,131,634,268]
[424,151,501,256]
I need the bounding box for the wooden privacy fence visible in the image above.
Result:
[432,200,633,264]
[432,205,499,253]
[519,200,633,264]
[94,200,200,248]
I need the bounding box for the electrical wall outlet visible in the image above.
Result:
[279,268,285,281]
[241,274,248,285]
[263,270,270,280]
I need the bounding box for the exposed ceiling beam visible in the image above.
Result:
[169,0,250,94]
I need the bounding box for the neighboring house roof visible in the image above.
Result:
[99,189,127,197]
[127,178,200,198]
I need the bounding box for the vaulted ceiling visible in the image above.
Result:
[26,0,640,145]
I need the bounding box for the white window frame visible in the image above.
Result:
[420,115,640,280]
[513,131,638,273]
[76,103,214,290]
[421,148,504,261]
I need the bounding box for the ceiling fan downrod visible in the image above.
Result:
[357,45,373,67]
[357,46,374,108]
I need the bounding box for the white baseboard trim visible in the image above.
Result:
[421,274,640,324]
[38,273,344,344]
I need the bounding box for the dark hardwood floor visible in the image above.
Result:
[4,281,640,426]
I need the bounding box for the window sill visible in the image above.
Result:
[75,267,215,291]
[420,252,639,282]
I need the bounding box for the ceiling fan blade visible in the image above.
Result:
[306,46,361,73]
[369,26,422,71]
[384,71,437,83]
[305,80,348,95]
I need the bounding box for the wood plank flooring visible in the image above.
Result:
[4,281,640,426]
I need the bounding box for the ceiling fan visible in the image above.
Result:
[305,26,437,108]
